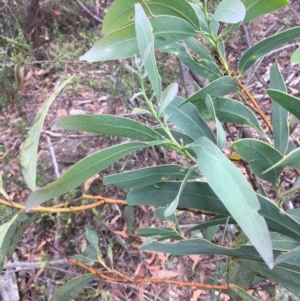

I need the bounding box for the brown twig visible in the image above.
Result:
[237,79,273,132]
[0,196,126,213]
[68,257,229,291]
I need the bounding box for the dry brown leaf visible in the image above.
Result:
[112,229,128,239]
[83,174,100,191]
[147,265,161,272]
[189,255,202,270]
[79,91,90,98]
[137,284,146,301]
[110,214,122,225]
[134,263,144,277]
[150,269,179,279]
[191,290,208,301]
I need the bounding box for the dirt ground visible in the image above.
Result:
[0,1,300,300]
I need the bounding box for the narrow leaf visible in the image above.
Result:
[232,139,283,184]
[0,213,35,271]
[0,217,17,271]
[275,246,300,266]
[271,233,300,251]
[136,227,183,241]
[128,179,300,241]
[184,76,238,105]
[244,260,300,296]
[197,97,265,136]
[258,194,300,241]
[270,63,289,154]
[291,47,300,65]
[229,284,260,301]
[53,114,161,142]
[264,148,300,171]
[164,168,193,217]
[186,215,235,233]
[104,164,200,189]
[0,175,9,199]
[135,4,161,101]
[159,83,178,117]
[161,42,222,81]
[20,77,73,190]
[213,0,246,24]
[189,3,209,32]
[241,0,288,23]
[191,137,273,268]
[143,239,265,262]
[267,89,300,120]
[205,95,226,148]
[50,274,98,301]
[239,26,300,74]
[85,227,99,251]
[165,96,216,142]
[80,16,197,62]
[184,37,215,62]
[27,141,161,210]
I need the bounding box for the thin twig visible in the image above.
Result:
[68,257,229,291]
[237,79,273,132]
[73,0,102,23]
[4,259,68,270]
[46,135,60,179]
[0,196,126,213]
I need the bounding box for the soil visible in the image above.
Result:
[0,1,300,300]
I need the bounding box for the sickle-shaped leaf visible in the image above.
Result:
[50,274,98,301]
[239,26,300,74]
[191,137,273,268]
[26,141,162,210]
[20,77,73,190]
[53,114,161,141]
[291,47,300,65]
[0,213,36,271]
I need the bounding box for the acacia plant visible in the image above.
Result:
[1,0,300,299]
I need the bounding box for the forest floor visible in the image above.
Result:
[0,1,300,300]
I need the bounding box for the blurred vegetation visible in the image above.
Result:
[0,0,109,112]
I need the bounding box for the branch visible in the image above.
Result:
[73,0,102,24]
[68,257,229,291]
[0,195,126,213]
